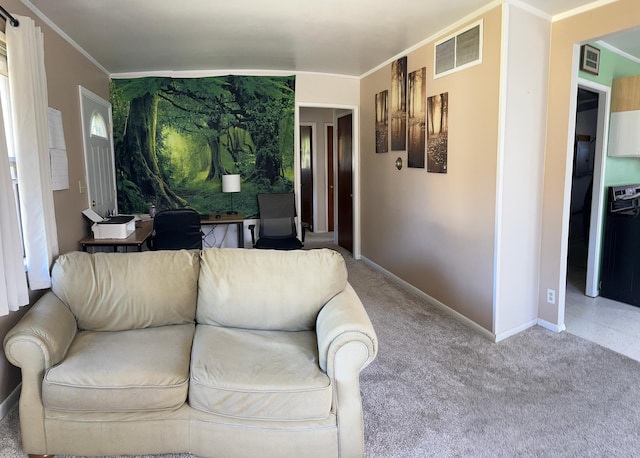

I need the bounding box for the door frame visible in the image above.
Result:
[575,78,611,298]
[295,103,360,258]
[79,85,117,216]
[326,123,335,232]
[300,121,317,231]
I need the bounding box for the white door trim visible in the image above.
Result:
[79,86,117,216]
[577,78,611,297]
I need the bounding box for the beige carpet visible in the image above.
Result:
[2,234,640,457]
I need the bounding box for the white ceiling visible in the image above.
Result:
[17,0,637,77]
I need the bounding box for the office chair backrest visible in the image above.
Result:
[150,208,202,250]
[257,193,297,239]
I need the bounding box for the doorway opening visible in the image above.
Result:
[567,87,598,294]
[297,106,357,256]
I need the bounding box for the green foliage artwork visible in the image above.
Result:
[110,75,296,218]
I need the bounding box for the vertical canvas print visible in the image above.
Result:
[375,90,389,153]
[427,92,449,173]
[110,75,295,217]
[390,56,407,151]
[407,67,426,168]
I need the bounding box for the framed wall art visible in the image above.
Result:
[391,56,407,151]
[427,92,448,173]
[407,67,426,168]
[375,90,389,153]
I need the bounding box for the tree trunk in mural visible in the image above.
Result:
[206,131,224,181]
[123,93,186,208]
[246,111,283,184]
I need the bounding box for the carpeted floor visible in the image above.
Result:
[2,236,640,457]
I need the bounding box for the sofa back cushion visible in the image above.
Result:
[52,250,200,331]
[197,248,347,331]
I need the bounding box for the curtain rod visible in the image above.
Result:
[0,5,18,27]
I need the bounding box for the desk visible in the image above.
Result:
[80,220,153,252]
[200,213,244,248]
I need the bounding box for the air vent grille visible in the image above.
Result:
[434,21,482,78]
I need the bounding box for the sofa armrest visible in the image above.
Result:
[4,291,77,372]
[3,291,77,454]
[316,284,378,458]
[316,283,377,374]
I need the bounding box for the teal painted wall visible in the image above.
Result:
[579,43,640,186]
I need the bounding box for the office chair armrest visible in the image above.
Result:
[146,229,156,250]
[248,224,256,246]
[301,222,309,242]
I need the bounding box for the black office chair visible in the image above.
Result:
[249,193,306,250]
[147,208,203,250]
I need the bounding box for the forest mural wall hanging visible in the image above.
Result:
[110,75,296,218]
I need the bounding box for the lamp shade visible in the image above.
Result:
[222,174,241,193]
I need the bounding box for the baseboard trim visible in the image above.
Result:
[0,383,20,421]
[537,318,566,333]
[494,320,538,342]
[360,256,496,342]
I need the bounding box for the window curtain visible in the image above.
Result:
[0,97,29,315]
[7,15,58,290]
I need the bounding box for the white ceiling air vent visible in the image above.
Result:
[434,20,483,78]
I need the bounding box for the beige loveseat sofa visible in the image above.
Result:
[4,248,378,458]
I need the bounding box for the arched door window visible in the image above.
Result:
[90,111,107,138]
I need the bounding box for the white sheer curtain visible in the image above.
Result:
[0,94,29,315]
[7,15,58,290]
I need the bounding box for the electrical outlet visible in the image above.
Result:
[547,288,556,304]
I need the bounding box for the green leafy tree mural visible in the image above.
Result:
[110,75,295,217]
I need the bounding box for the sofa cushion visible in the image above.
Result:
[190,325,331,421]
[197,248,347,331]
[43,324,194,412]
[52,250,200,331]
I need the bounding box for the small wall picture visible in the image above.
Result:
[375,90,389,153]
[427,92,448,173]
[407,67,426,168]
[580,44,600,75]
[391,56,407,151]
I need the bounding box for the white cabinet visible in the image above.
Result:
[608,110,640,157]
[609,75,640,157]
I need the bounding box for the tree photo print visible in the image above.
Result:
[427,92,448,173]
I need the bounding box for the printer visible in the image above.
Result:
[83,209,136,239]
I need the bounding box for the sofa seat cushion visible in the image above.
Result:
[43,324,195,412]
[190,325,331,421]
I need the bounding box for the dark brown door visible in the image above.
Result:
[327,125,334,232]
[300,125,314,231]
[337,114,353,253]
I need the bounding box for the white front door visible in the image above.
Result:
[79,86,116,217]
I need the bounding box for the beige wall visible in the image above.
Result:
[0,0,109,407]
[296,74,359,107]
[359,7,503,331]
[540,0,640,326]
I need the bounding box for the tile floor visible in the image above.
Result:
[565,241,640,363]
[565,273,640,362]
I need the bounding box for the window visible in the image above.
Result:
[434,21,483,78]
[90,111,107,138]
[0,34,24,255]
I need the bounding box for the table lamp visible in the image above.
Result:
[222,174,241,214]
